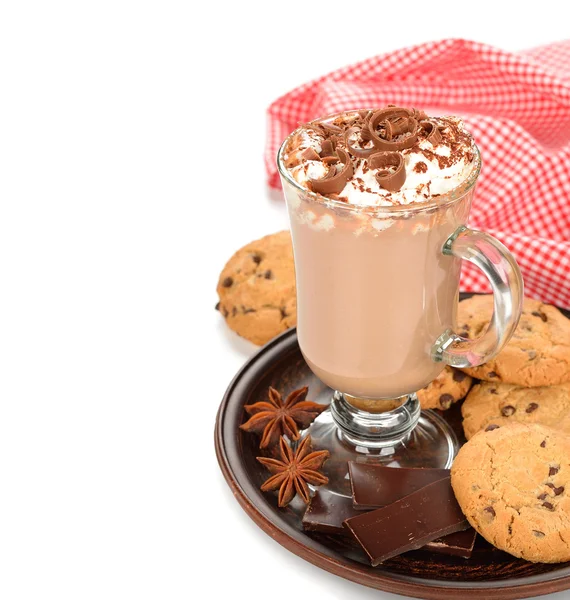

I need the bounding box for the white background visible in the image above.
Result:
[1,1,569,599]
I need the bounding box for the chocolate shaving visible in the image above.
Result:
[420,120,443,145]
[369,151,406,192]
[320,121,343,134]
[303,122,326,137]
[410,108,428,121]
[308,147,353,195]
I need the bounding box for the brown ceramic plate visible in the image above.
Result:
[215,297,570,600]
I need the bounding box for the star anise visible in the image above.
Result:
[239,386,327,448]
[257,436,329,507]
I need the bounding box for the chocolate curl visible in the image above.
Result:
[368,107,418,151]
[420,120,443,145]
[360,127,372,142]
[308,148,353,195]
[344,126,377,158]
[359,111,373,141]
[369,151,406,192]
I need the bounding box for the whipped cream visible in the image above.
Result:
[283,111,476,207]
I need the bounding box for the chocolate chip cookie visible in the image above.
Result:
[216,231,296,345]
[457,295,570,387]
[416,366,473,410]
[451,423,570,563]
[462,381,570,440]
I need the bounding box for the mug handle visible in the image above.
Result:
[431,226,524,368]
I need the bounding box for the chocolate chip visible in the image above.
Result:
[439,393,454,409]
[215,301,220,311]
[243,307,256,314]
[490,388,498,395]
[280,308,288,319]
[452,370,467,382]
[549,465,560,476]
[538,493,548,500]
[544,483,564,496]
[487,371,498,378]
[526,403,539,413]
[485,424,500,432]
[251,254,262,264]
[527,350,537,360]
[532,310,548,322]
[543,502,555,511]
[222,276,234,288]
[501,405,516,417]
[222,307,229,317]
[264,270,273,279]
[484,506,496,518]
[541,440,547,448]
[533,530,545,538]
[232,307,237,317]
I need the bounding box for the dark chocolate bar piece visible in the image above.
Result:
[343,477,470,565]
[349,462,449,510]
[423,529,477,558]
[302,489,360,535]
[302,489,476,558]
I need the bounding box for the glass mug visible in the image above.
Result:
[277,111,524,486]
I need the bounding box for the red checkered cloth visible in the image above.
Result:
[266,39,570,308]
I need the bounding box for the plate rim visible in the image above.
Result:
[215,326,570,600]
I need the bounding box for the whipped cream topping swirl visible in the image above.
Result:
[282,106,476,207]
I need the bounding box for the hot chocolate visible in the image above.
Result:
[279,108,478,399]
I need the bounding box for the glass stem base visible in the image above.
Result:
[331,391,421,448]
[301,391,459,496]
